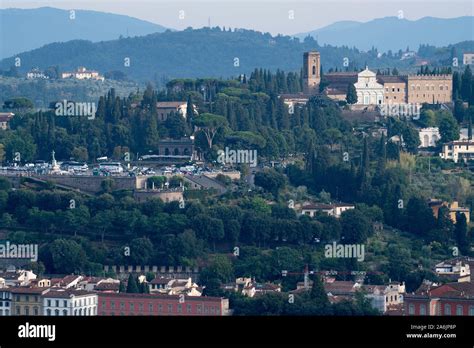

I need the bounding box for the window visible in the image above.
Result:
[25,295,29,302]
[139,303,144,312]
[148,303,153,313]
[177,304,182,313]
[47,309,51,316]
[24,307,29,315]
[167,304,173,313]
[63,300,67,307]
[130,303,134,311]
[408,304,415,315]
[469,306,474,316]
[47,300,51,307]
[55,309,59,316]
[158,304,163,313]
[56,300,59,307]
[120,302,125,310]
[444,304,451,315]
[197,305,202,314]
[111,302,115,309]
[186,304,192,314]
[420,304,426,315]
[456,305,463,316]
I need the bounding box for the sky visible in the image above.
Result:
[1,0,473,35]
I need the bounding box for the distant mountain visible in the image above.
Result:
[295,16,474,52]
[1,27,473,84]
[0,7,168,59]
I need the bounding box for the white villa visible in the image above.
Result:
[419,127,440,148]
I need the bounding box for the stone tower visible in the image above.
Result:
[303,51,321,95]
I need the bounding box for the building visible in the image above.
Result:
[0,288,12,316]
[280,93,309,112]
[50,275,83,289]
[428,199,470,223]
[363,282,405,313]
[418,127,440,148]
[61,67,104,81]
[300,202,355,218]
[463,53,474,65]
[323,72,358,102]
[0,270,37,287]
[435,257,472,283]
[0,112,14,130]
[303,51,321,95]
[10,287,48,316]
[407,74,452,104]
[26,68,48,79]
[148,277,202,296]
[98,292,230,316]
[354,67,384,105]
[377,75,407,104]
[404,281,474,316]
[42,289,97,316]
[156,101,196,121]
[439,140,474,163]
[183,174,227,195]
[155,137,195,159]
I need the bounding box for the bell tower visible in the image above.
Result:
[303,51,321,95]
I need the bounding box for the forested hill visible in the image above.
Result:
[2,27,472,83]
[0,7,168,59]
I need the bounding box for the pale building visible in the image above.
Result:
[354,68,384,105]
[61,67,104,81]
[407,74,452,104]
[378,75,407,104]
[42,289,97,316]
[463,53,474,65]
[300,203,355,218]
[419,127,440,148]
[439,140,474,163]
[156,101,197,121]
[435,257,471,282]
[364,282,405,313]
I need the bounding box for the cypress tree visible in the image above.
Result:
[346,84,357,104]
[126,274,139,293]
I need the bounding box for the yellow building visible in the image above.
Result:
[407,74,452,104]
[11,287,48,316]
[378,76,407,103]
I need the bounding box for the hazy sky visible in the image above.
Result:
[2,0,473,35]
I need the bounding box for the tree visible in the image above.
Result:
[194,113,228,149]
[129,237,153,265]
[126,274,139,293]
[47,239,87,274]
[200,255,234,284]
[346,84,357,105]
[439,114,460,143]
[323,128,343,151]
[340,209,371,243]
[461,65,472,102]
[454,213,469,254]
[254,168,287,197]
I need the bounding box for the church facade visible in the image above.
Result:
[354,68,385,105]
